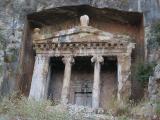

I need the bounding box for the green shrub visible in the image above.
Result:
[4,54,17,63]
[0,65,2,75]
[135,62,156,87]
[151,21,160,45]
[107,97,131,117]
[0,29,6,50]
[148,21,160,49]
[118,115,129,120]
[156,102,160,116]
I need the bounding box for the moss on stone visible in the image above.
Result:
[4,54,17,63]
[148,21,160,49]
[151,22,160,45]
[156,102,160,116]
[0,65,2,76]
[135,62,156,87]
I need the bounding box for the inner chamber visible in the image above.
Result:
[48,56,117,109]
[69,57,93,107]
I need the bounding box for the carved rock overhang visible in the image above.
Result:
[28,5,143,27]
[33,26,135,57]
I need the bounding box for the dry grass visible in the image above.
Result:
[0,93,71,120]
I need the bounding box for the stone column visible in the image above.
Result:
[91,55,104,109]
[61,56,74,104]
[117,54,131,102]
[29,54,50,101]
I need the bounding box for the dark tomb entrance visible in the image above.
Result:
[69,56,93,107]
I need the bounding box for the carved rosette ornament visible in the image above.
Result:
[80,15,89,27]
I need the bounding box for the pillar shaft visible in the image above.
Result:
[117,54,131,101]
[29,55,50,100]
[91,56,104,109]
[61,56,74,104]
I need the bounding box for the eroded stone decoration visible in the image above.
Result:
[80,15,89,27]
[32,28,44,44]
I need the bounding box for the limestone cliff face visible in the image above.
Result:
[0,0,160,95]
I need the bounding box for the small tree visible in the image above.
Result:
[0,29,5,75]
[151,21,160,45]
[148,21,160,50]
[135,62,156,87]
[0,29,6,50]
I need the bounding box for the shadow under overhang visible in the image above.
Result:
[27,5,143,28]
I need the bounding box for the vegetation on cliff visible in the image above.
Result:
[135,62,156,87]
[148,21,160,50]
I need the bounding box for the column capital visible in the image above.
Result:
[91,55,104,63]
[36,54,50,63]
[117,54,131,63]
[62,56,74,65]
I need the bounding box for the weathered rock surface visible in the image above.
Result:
[148,64,160,101]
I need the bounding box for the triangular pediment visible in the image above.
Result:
[52,26,132,43]
[33,26,136,56]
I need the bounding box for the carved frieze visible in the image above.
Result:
[34,42,130,52]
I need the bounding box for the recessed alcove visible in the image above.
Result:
[19,5,144,101]
[47,56,117,109]
[48,57,64,103]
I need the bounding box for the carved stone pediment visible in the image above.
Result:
[32,26,135,56]
[33,26,133,44]
[50,26,132,43]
